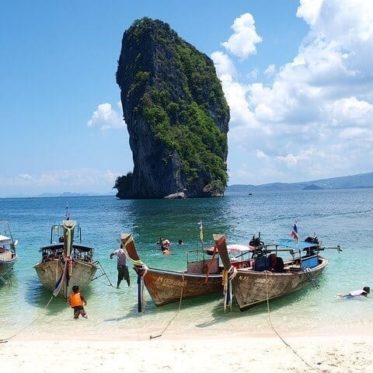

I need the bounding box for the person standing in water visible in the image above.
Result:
[159,237,171,255]
[110,244,130,288]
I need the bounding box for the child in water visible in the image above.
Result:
[68,285,88,319]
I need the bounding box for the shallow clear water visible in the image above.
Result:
[1,189,372,340]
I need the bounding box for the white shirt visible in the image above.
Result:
[112,248,127,266]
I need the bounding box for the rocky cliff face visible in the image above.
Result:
[115,18,229,199]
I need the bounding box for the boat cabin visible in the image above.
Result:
[50,223,82,245]
[247,238,322,272]
[187,245,252,274]
[186,250,220,274]
[40,244,94,263]
[0,235,16,258]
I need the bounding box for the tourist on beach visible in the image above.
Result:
[339,286,370,298]
[110,244,130,288]
[68,285,88,319]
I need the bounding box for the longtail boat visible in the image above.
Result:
[121,233,251,310]
[34,219,98,298]
[214,234,341,311]
[0,221,18,282]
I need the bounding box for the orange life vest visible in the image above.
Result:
[69,292,83,307]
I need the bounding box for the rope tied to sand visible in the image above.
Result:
[264,270,318,371]
[0,294,55,344]
[149,273,185,340]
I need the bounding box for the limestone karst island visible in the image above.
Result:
[114,18,230,199]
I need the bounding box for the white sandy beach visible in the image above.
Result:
[1,331,373,373]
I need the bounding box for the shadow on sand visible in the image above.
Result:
[24,277,94,316]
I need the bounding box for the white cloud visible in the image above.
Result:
[296,0,323,26]
[326,97,373,127]
[211,52,260,136]
[222,13,262,59]
[264,64,276,77]
[87,102,125,130]
[211,51,237,78]
[18,173,33,181]
[256,150,269,160]
[246,69,259,81]
[215,0,373,184]
[339,127,369,140]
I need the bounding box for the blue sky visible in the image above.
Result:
[1,0,372,197]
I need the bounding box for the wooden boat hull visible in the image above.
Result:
[143,268,223,306]
[231,258,328,310]
[0,255,17,278]
[34,259,98,298]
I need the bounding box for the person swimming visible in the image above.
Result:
[159,238,171,254]
[338,286,370,298]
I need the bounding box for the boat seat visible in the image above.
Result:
[266,254,284,272]
[288,266,301,272]
[274,257,284,272]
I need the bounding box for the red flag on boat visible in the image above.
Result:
[291,223,299,241]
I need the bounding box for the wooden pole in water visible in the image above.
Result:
[136,267,144,313]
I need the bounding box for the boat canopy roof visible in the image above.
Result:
[39,243,94,252]
[0,234,12,244]
[276,238,319,250]
[205,243,250,256]
[227,244,251,254]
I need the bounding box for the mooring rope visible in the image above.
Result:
[0,294,55,344]
[264,270,318,371]
[149,274,185,340]
[304,268,319,289]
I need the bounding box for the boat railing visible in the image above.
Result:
[41,246,64,262]
[231,250,251,261]
[0,220,17,252]
[186,249,211,264]
[40,244,94,263]
[261,243,326,257]
[261,243,330,270]
[72,246,94,262]
[186,249,220,274]
[50,224,82,244]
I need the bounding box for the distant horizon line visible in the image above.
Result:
[1,170,372,199]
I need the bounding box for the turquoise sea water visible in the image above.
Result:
[0,189,372,340]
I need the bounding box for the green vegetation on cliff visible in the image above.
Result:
[115,18,230,198]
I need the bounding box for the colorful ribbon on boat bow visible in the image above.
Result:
[222,265,236,312]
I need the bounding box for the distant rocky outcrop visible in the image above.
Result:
[115,18,229,199]
[227,171,373,193]
[303,184,323,190]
